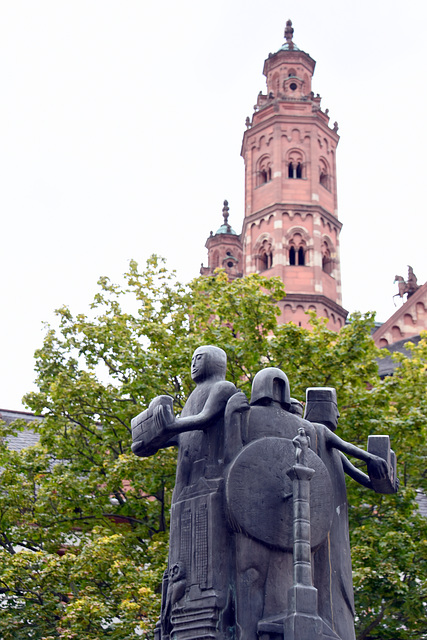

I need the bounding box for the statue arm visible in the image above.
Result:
[339,452,373,489]
[224,391,250,462]
[131,395,179,457]
[166,381,237,434]
[326,430,389,482]
[131,383,237,457]
[327,429,376,462]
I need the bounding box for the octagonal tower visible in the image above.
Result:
[241,21,347,330]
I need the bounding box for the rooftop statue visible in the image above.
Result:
[132,351,398,640]
[394,265,420,300]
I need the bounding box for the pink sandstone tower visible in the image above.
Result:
[202,20,348,331]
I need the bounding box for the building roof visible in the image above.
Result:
[215,223,238,236]
[373,281,427,347]
[416,490,427,518]
[278,42,301,52]
[267,20,314,63]
[377,334,422,377]
[0,408,41,452]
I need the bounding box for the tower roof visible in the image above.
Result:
[215,225,238,235]
[277,42,302,52]
[263,19,316,76]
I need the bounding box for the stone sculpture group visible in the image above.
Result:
[132,346,398,640]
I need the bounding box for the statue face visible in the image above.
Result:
[327,402,340,431]
[191,349,208,382]
[191,345,227,382]
[304,397,340,431]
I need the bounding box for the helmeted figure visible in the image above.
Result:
[225,368,326,640]
[225,374,396,640]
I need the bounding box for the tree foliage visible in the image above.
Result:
[0,256,426,638]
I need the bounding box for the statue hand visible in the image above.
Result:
[131,395,176,457]
[154,403,176,431]
[226,391,250,414]
[367,455,389,480]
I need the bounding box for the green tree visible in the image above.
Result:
[0,256,426,638]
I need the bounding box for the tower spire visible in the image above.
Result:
[284,19,294,49]
[222,200,230,230]
[200,200,243,280]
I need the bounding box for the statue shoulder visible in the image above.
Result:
[212,380,238,398]
[298,418,325,452]
[308,419,326,433]
[294,415,317,436]
[204,379,238,408]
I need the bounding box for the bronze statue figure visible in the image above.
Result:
[394,265,420,301]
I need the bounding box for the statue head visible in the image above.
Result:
[304,387,339,431]
[169,561,186,582]
[289,397,304,417]
[250,367,291,410]
[191,346,227,383]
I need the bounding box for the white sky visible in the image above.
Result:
[1,1,426,410]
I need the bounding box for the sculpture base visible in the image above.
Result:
[258,612,342,640]
[170,598,219,640]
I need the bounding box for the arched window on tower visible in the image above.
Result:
[288,162,303,179]
[287,150,304,180]
[319,158,330,191]
[321,240,334,275]
[257,239,273,272]
[288,233,306,266]
[257,156,272,187]
[319,171,328,188]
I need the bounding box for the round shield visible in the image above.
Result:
[225,437,333,551]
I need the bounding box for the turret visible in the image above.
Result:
[200,201,243,280]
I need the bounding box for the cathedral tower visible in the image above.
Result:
[241,21,347,330]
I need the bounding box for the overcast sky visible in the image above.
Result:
[1,1,426,410]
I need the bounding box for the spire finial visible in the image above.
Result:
[222,200,230,227]
[284,19,294,47]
